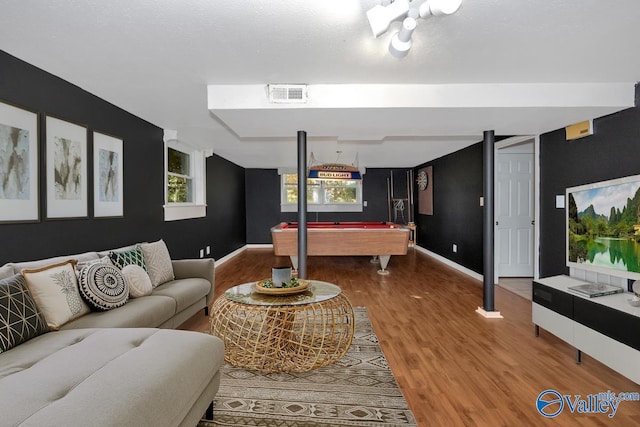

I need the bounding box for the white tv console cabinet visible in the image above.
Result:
[532,275,640,384]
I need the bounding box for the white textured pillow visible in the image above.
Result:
[141,239,174,287]
[122,264,152,298]
[22,260,90,330]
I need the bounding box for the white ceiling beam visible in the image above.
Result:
[208,83,635,110]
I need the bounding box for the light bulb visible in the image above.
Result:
[389,17,417,58]
[420,0,462,18]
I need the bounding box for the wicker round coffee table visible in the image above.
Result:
[210,280,354,373]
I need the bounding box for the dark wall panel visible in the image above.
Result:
[245,169,281,243]
[208,154,246,259]
[414,142,484,274]
[245,168,412,243]
[0,50,246,264]
[539,84,640,277]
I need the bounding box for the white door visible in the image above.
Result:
[496,152,534,277]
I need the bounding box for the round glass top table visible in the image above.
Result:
[210,280,354,373]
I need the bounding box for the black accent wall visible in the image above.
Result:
[539,83,640,277]
[0,50,246,264]
[14,44,633,278]
[245,168,412,243]
[414,142,484,274]
[208,154,246,259]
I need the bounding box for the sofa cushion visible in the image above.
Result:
[141,239,175,287]
[152,278,211,313]
[97,243,141,258]
[0,328,224,427]
[0,274,49,353]
[11,252,100,273]
[122,264,153,298]
[0,264,14,280]
[21,260,90,330]
[59,295,176,329]
[74,255,111,273]
[109,245,147,271]
[78,263,129,311]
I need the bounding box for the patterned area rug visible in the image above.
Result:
[199,307,417,427]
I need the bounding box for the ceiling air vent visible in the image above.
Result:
[268,84,308,104]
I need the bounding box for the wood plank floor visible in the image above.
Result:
[180,248,640,426]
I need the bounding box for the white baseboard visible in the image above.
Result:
[413,245,483,282]
[246,243,273,249]
[214,244,274,268]
[214,246,247,267]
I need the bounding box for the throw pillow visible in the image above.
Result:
[74,256,111,279]
[78,263,129,311]
[122,264,153,298]
[0,274,49,353]
[22,260,90,330]
[109,245,147,271]
[141,239,175,287]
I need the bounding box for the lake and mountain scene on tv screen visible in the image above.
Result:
[568,178,640,275]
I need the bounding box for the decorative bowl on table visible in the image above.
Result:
[254,278,309,295]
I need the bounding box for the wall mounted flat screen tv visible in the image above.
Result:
[566,174,640,280]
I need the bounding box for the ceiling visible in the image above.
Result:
[1,0,639,168]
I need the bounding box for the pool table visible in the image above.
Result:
[270,221,410,274]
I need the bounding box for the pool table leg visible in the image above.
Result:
[289,255,298,272]
[377,255,391,275]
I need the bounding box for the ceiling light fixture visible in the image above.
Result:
[307,152,362,180]
[366,0,411,37]
[366,0,462,58]
[389,17,417,58]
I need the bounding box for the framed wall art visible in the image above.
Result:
[45,115,88,219]
[0,100,39,223]
[93,131,123,217]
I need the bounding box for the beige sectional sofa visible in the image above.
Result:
[0,242,225,426]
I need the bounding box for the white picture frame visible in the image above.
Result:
[0,100,39,223]
[45,115,88,219]
[93,131,123,217]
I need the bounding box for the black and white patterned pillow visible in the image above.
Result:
[1,274,49,352]
[109,245,147,271]
[78,263,129,311]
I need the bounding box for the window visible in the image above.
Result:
[167,147,193,203]
[280,172,363,212]
[164,140,207,221]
